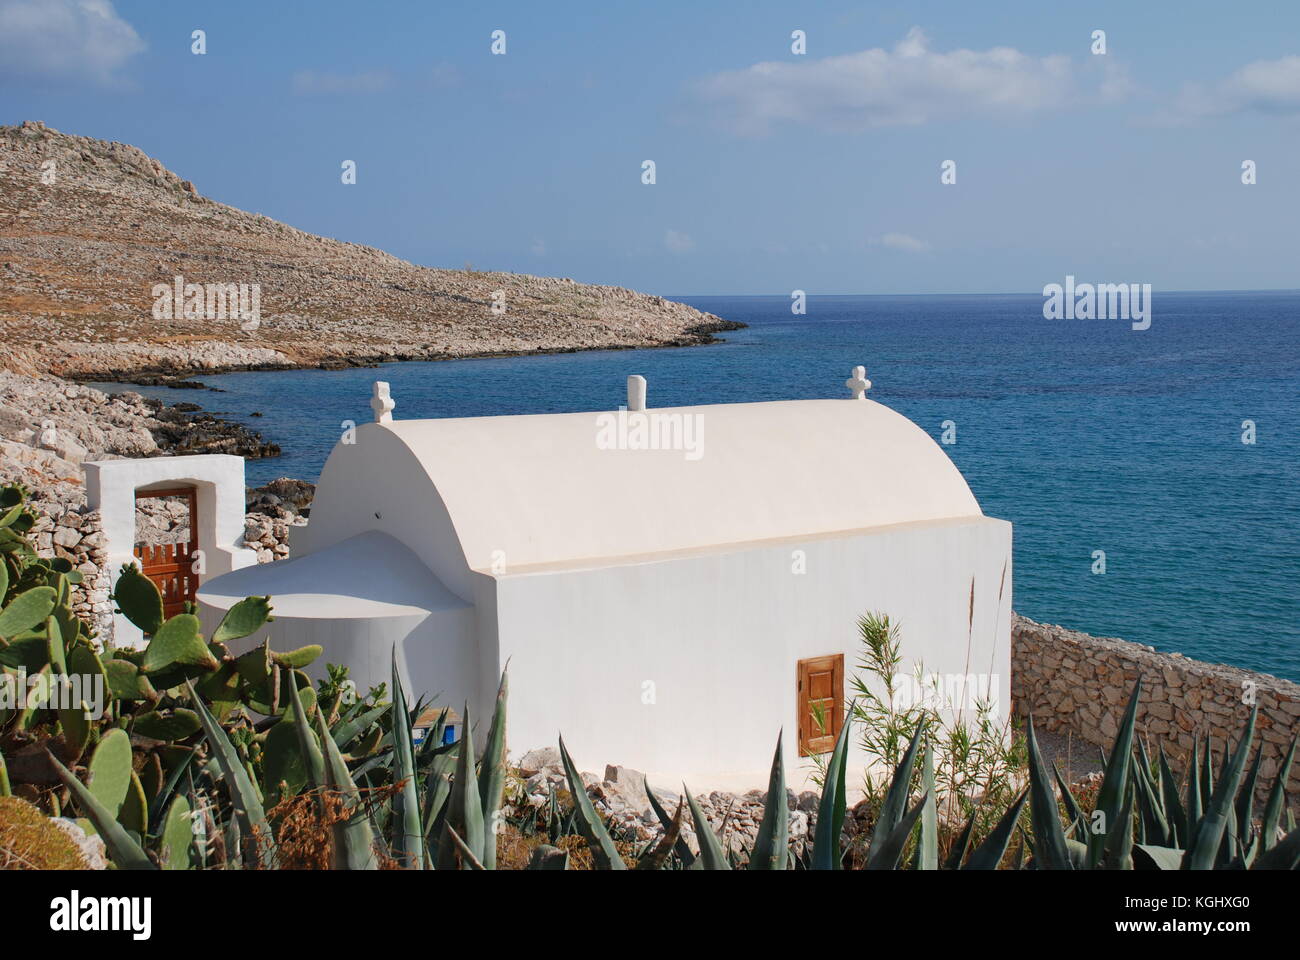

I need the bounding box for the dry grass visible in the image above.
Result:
[266,785,402,870]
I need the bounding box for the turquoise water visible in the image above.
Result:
[105,292,1300,680]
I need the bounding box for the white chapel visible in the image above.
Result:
[197,371,1012,789]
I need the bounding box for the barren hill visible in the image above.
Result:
[0,121,738,380]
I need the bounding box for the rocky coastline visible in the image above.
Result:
[0,121,743,383]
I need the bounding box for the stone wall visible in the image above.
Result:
[1012,614,1300,797]
[30,505,114,640]
[31,499,297,644]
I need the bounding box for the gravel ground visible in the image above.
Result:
[1036,727,1106,782]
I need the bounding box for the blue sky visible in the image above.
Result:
[2,0,1298,295]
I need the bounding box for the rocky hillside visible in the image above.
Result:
[0,371,276,517]
[0,121,738,380]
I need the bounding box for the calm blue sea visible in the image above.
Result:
[97,292,1300,680]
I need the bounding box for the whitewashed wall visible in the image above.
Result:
[490,515,1012,792]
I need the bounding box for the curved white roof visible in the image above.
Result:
[299,397,982,582]
[197,531,468,618]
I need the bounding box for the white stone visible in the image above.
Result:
[845,365,871,399]
[370,381,395,425]
[626,374,646,412]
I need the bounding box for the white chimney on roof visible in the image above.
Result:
[627,375,647,412]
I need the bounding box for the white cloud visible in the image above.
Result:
[664,229,695,253]
[1170,55,1300,120]
[0,0,144,85]
[291,69,393,95]
[695,27,1080,134]
[877,232,930,253]
[531,238,547,256]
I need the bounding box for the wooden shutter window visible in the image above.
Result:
[797,654,844,756]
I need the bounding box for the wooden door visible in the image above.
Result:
[797,654,844,756]
[134,487,198,624]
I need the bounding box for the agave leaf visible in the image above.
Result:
[963,789,1029,870]
[1132,752,1171,848]
[684,786,731,870]
[184,680,276,868]
[1101,780,1135,870]
[1052,758,1089,838]
[331,702,391,750]
[1260,736,1297,851]
[1064,837,1091,868]
[915,743,938,871]
[868,723,925,864]
[811,708,855,870]
[147,742,200,833]
[637,799,684,871]
[477,670,509,870]
[1133,843,1185,870]
[421,747,457,839]
[748,731,789,870]
[1087,680,1141,868]
[1235,745,1263,848]
[438,705,486,869]
[1157,744,1188,848]
[1026,717,1073,870]
[313,706,378,869]
[388,649,423,869]
[283,665,325,797]
[944,804,980,869]
[1185,737,1203,830]
[49,751,155,870]
[1253,825,1300,870]
[1200,737,1214,812]
[646,785,696,868]
[446,824,487,870]
[1183,706,1256,870]
[556,734,625,869]
[866,793,929,870]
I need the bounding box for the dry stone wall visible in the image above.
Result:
[1012,614,1300,797]
[30,499,296,643]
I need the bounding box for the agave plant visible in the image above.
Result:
[6,481,1299,871]
[1015,682,1300,871]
